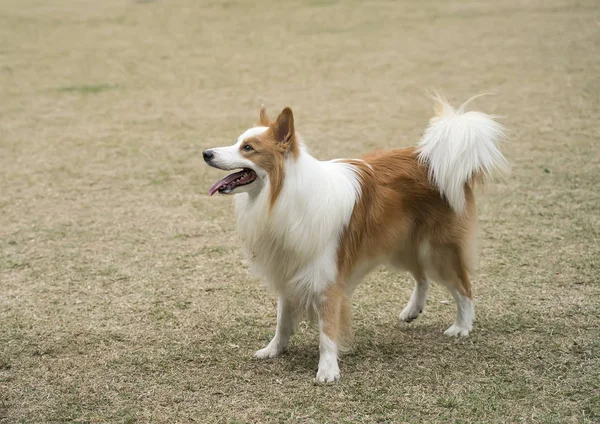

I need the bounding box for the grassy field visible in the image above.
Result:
[1,0,599,422]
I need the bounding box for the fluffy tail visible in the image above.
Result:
[417,94,509,213]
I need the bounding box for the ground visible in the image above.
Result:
[1,0,599,422]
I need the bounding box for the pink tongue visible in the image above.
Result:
[208,170,248,196]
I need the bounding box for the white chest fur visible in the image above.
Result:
[233,152,361,304]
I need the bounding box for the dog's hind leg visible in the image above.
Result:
[443,280,474,337]
[399,269,430,323]
[420,241,475,337]
[254,296,295,359]
[440,251,474,337]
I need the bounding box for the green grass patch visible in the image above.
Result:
[57,83,118,94]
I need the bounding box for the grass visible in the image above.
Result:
[57,84,118,94]
[1,0,599,422]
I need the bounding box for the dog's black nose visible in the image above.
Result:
[203,150,214,162]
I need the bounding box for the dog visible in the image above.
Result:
[203,96,508,382]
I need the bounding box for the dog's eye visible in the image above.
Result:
[243,144,253,152]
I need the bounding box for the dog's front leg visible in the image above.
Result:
[254,296,294,359]
[316,284,343,383]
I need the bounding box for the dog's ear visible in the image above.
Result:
[258,104,270,126]
[273,107,295,147]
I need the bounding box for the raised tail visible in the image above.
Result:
[417,94,509,213]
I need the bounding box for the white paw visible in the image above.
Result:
[316,363,340,383]
[444,323,471,337]
[399,305,422,323]
[254,343,284,359]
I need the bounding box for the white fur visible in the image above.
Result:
[417,96,509,213]
[399,277,430,322]
[443,287,474,337]
[316,320,340,383]
[234,144,361,307]
[254,296,294,359]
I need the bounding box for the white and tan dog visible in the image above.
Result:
[203,97,508,382]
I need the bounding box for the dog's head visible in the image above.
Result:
[204,106,299,203]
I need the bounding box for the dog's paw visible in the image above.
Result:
[443,324,471,337]
[254,344,284,359]
[316,364,340,383]
[399,306,422,323]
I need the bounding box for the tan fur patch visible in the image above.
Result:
[258,104,271,126]
[337,147,476,299]
[240,107,299,209]
[319,283,352,350]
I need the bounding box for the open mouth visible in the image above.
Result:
[208,168,257,196]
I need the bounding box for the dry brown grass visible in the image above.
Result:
[1,0,599,422]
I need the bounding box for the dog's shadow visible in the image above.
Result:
[240,322,469,379]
